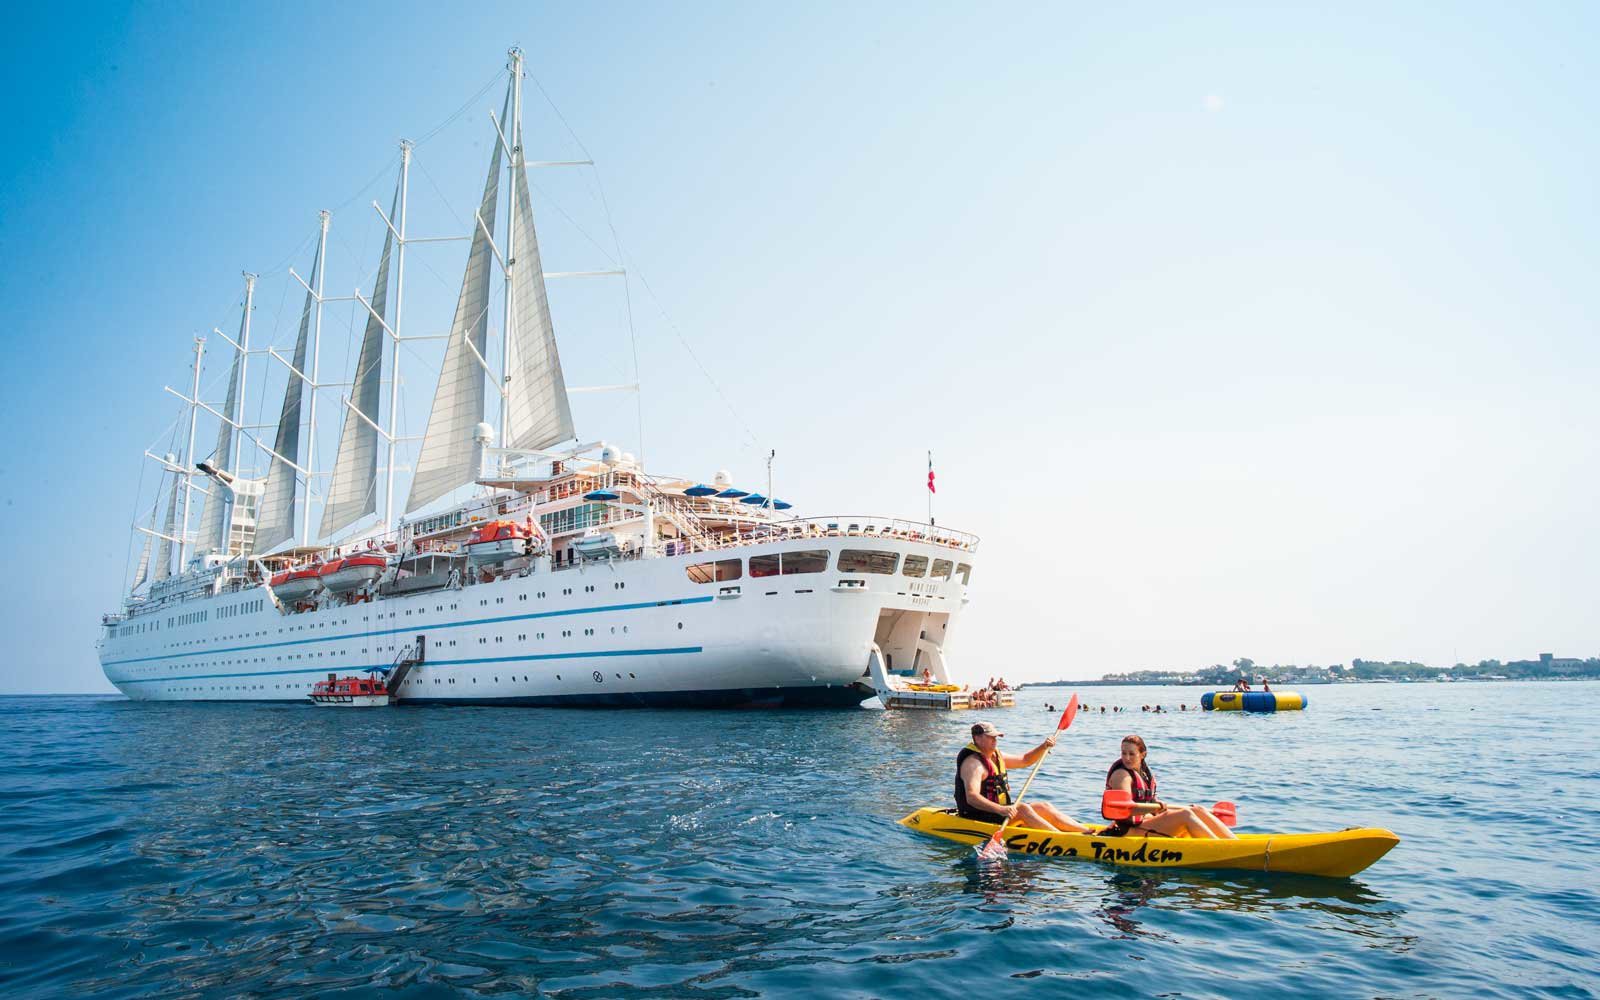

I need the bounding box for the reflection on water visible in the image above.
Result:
[1092,867,1405,940]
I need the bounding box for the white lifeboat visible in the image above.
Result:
[572,530,630,560]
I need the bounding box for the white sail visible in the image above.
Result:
[154,473,179,580]
[504,149,575,451]
[255,243,320,551]
[130,496,159,591]
[405,95,507,515]
[195,320,245,554]
[322,186,398,538]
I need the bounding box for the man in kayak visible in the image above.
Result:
[956,722,1090,832]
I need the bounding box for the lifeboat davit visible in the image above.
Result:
[465,520,532,566]
[318,553,388,594]
[309,673,390,707]
[270,566,325,602]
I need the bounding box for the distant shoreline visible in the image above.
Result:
[1029,676,1600,687]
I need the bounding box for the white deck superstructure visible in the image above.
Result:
[99,50,978,708]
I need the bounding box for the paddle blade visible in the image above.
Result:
[1101,788,1133,820]
[1057,693,1079,733]
[975,831,1008,860]
[1211,801,1238,827]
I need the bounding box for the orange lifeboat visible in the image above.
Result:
[318,553,388,594]
[270,566,325,603]
[465,519,533,567]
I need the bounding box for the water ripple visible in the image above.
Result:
[0,684,1596,997]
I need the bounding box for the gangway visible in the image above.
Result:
[384,635,426,700]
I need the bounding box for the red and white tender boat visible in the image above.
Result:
[464,520,533,567]
[309,674,391,707]
[270,566,325,603]
[317,553,388,594]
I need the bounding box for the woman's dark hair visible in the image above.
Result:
[1120,734,1153,782]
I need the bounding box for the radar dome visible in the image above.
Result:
[713,469,732,487]
[473,422,493,445]
[599,444,622,466]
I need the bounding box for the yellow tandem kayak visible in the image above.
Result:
[898,808,1399,878]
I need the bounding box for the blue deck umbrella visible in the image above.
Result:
[740,494,768,505]
[716,488,749,499]
[684,484,718,497]
[584,490,620,501]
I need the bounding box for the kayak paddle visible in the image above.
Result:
[1101,789,1238,826]
[975,693,1078,860]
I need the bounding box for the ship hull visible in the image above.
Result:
[99,535,973,708]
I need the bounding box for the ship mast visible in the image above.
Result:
[498,47,524,466]
[385,141,412,535]
[233,272,256,477]
[301,209,330,547]
[179,335,204,571]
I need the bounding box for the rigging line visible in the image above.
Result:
[630,258,759,449]
[527,70,758,455]
[412,152,469,233]
[414,69,504,147]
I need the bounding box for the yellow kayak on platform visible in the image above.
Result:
[898,808,1399,878]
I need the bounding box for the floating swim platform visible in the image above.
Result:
[898,808,1397,878]
[1201,690,1307,712]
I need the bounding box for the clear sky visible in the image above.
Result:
[2,3,1597,693]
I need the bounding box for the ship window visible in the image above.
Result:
[930,559,954,581]
[749,554,780,578]
[838,550,898,574]
[781,550,828,575]
[686,559,742,584]
[956,563,972,585]
[902,555,928,578]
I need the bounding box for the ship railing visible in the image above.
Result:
[663,515,978,557]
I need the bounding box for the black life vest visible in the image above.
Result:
[1104,759,1157,834]
[955,743,1010,820]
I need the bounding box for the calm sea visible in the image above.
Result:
[1,682,1595,998]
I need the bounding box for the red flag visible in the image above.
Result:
[927,453,936,494]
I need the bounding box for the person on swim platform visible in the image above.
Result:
[955,722,1089,833]
[1103,735,1236,839]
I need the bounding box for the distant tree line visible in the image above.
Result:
[1034,654,1600,686]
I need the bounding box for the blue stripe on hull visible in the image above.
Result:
[120,685,870,710]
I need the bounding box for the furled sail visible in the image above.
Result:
[405,94,507,515]
[195,316,246,554]
[504,145,575,451]
[154,472,179,580]
[131,494,160,591]
[322,185,399,537]
[255,242,321,551]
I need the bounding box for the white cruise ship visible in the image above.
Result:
[98,50,977,708]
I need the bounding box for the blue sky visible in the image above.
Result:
[2,3,1597,693]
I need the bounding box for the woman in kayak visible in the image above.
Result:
[957,722,1090,833]
[1104,735,1236,839]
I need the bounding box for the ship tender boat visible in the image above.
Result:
[309,674,391,707]
[96,49,979,709]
